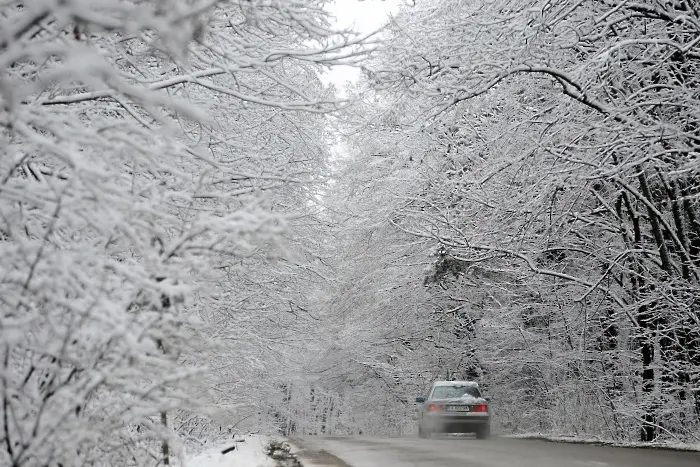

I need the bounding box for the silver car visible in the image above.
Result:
[416,381,491,439]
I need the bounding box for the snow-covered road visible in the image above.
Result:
[293,436,700,467]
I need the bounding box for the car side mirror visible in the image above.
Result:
[485,396,491,402]
[415,397,425,403]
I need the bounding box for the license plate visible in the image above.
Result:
[446,405,471,412]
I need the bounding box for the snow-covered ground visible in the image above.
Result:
[505,433,700,452]
[186,436,275,467]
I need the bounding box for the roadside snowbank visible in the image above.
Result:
[506,433,700,452]
[186,435,275,467]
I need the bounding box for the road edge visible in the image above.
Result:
[505,434,700,452]
[284,437,353,467]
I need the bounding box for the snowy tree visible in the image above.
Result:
[0,1,371,465]
[324,0,700,442]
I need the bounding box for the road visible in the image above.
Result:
[292,436,700,467]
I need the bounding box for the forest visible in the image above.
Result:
[1,1,699,466]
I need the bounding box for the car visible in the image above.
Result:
[415,380,490,439]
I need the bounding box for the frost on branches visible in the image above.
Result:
[321,0,700,444]
[0,1,366,466]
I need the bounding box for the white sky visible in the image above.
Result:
[323,0,404,88]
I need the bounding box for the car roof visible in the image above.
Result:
[432,380,479,387]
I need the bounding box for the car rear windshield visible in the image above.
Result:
[431,385,481,400]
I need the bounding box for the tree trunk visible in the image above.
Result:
[161,411,170,466]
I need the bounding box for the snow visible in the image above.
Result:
[186,436,275,467]
[505,433,700,452]
[433,380,479,387]
[457,394,485,404]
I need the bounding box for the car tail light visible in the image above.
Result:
[427,404,444,412]
[472,404,488,413]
